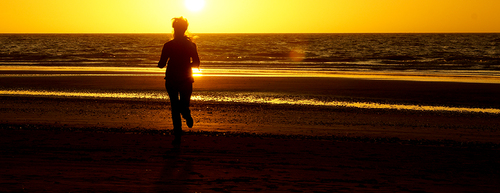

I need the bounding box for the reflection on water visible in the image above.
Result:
[0,65,159,73]
[1,66,500,83]
[0,74,162,77]
[1,89,499,114]
[0,90,166,100]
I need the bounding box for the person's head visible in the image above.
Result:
[172,17,188,39]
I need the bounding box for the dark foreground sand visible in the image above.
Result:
[1,71,500,192]
[1,127,499,193]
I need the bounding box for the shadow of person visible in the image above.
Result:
[155,147,194,193]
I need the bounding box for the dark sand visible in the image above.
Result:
[2,127,499,192]
[1,70,500,192]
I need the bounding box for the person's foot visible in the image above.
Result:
[186,116,194,128]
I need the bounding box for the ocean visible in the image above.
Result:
[1,33,499,77]
[1,33,500,114]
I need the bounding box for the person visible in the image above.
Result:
[158,17,200,146]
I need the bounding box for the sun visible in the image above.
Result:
[185,0,205,12]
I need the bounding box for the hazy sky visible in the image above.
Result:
[1,0,499,33]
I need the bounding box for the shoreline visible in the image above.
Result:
[2,65,500,84]
[2,70,500,110]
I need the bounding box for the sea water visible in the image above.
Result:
[1,33,500,114]
[1,33,499,76]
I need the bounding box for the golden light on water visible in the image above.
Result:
[192,68,203,76]
[1,66,500,84]
[0,90,164,100]
[2,66,500,114]
[2,89,499,114]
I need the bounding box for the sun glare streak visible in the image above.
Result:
[1,66,499,84]
[192,67,203,76]
[0,74,162,77]
[2,89,499,114]
[0,66,161,73]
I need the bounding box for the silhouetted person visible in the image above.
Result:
[158,17,200,146]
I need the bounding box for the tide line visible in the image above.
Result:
[1,89,499,114]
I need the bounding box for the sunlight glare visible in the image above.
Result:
[192,67,203,76]
[2,89,499,114]
[185,0,205,12]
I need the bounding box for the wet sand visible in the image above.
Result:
[1,70,500,192]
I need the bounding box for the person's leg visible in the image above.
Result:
[179,82,193,128]
[166,84,182,137]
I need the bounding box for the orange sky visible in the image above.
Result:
[1,0,499,33]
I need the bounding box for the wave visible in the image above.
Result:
[1,33,500,76]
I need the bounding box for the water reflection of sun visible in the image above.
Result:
[192,68,202,76]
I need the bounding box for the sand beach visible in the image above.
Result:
[1,68,500,192]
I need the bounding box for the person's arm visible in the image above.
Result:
[190,43,200,68]
[158,44,169,68]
